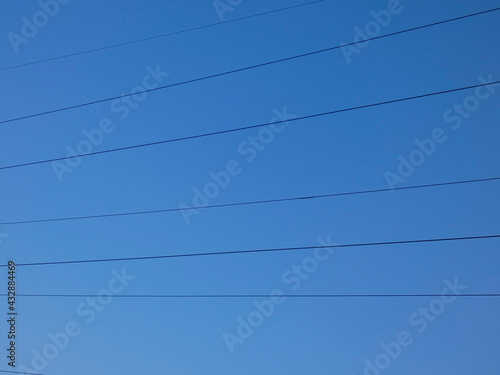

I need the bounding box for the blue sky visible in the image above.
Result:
[0,0,499,374]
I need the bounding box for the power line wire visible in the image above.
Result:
[2,234,498,268]
[0,370,43,375]
[1,293,498,299]
[1,79,499,172]
[0,176,498,226]
[1,6,499,126]
[0,0,325,72]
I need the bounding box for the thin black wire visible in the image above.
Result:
[0,0,325,72]
[0,294,498,299]
[0,371,43,375]
[1,79,499,172]
[0,176,498,226]
[1,6,499,126]
[2,234,498,268]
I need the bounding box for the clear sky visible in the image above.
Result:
[0,0,499,374]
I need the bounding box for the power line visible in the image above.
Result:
[1,293,499,299]
[1,79,499,172]
[0,0,324,72]
[1,6,499,126]
[0,176,498,226]
[2,234,498,268]
[0,370,43,375]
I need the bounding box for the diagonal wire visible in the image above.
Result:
[0,0,325,72]
[1,234,498,268]
[0,176,498,226]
